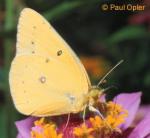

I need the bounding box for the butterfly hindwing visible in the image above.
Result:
[9,8,90,116]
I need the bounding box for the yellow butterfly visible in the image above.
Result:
[9,8,122,117]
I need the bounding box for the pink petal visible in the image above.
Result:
[31,125,43,134]
[16,133,24,138]
[114,92,142,130]
[133,105,150,125]
[128,112,150,138]
[128,11,150,24]
[15,117,37,138]
[99,93,106,102]
[59,117,82,138]
[58,115,90,138]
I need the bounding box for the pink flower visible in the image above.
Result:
[128,11,150,25]
[15,92,150,138]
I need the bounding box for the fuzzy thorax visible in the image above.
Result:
[87,86,104,106]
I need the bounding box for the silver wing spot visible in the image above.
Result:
[39,76,46,83]
[65,93,75,104]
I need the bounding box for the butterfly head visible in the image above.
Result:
[87,60,124,107]
[87,86,103,106]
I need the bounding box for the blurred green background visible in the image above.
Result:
[0,0,150,137]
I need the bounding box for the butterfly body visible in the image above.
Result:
[9,8,101,117]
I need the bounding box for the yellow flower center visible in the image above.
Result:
[73,101,128,138]
[73,124,94,138]
[31,118,63,138]
[30,102,128,138]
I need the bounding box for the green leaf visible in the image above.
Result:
[43,0,100,21]
[43,1,83,20]
[0,104,19,138]
[144,72,150,87]
[0,107,8,138]
[0,68,7,91]
[105,25,149,45]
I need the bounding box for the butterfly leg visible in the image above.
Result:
[89,105,104,119]
[82,104,87,124]
[63,113,70,131]
[89,105,112,129]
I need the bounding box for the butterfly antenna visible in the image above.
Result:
[97,60,124,87]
